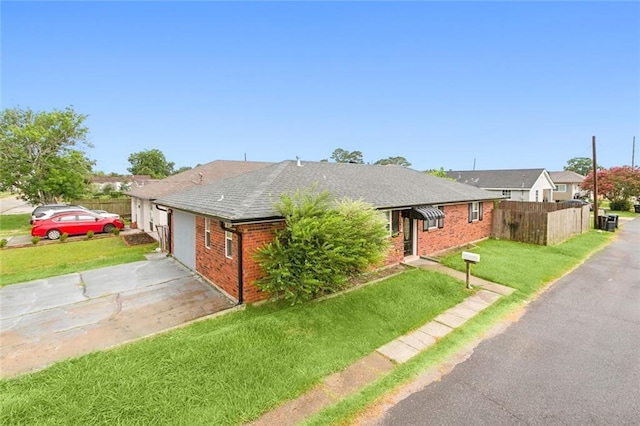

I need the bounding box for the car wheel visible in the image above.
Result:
[47,229,61,240]
[103,224,115,233]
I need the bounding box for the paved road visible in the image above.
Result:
[0,195,32,214]
[378,218,640,425]
[0,255,235,377]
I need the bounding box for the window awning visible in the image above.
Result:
[413,205,445,220]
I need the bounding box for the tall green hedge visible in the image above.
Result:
[254,189,391,304]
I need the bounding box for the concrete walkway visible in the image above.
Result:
[249,260,514,426]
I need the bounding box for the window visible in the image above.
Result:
[535,190,539,202]
[384,210,400,236]
[468,202,483,223]
[204,218,211,248]
[225,230,233,258]
[556,184,567,192]
[423,206,445,231]
[502,190,512,198]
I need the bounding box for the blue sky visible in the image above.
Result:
[2,1,639,174]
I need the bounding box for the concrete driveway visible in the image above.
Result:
[0,254,236,378]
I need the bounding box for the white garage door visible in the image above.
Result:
[172,210,196,270]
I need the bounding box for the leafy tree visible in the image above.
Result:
[330,148,364,164]
[425,167,448,178]
[254,188,390,304]
[127,149,174,178]
[0,106,94,205]
[173,166,192,175]
[581,166,640,208]
[564,157,601,176]
[374,156,411,167]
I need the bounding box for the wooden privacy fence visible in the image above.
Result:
[492,201,590,245]
[72,198,131,219]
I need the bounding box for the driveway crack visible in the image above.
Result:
[79,273,88,299]
[110,293,123,318]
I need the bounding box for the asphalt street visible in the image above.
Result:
[378,218,640,425]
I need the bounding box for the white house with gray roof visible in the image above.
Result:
[158,160,501,304]
[126,160,272,235]
[549,171,586,201]
[446,168,556,202]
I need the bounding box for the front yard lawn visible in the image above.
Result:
[440,230,615,296]
[0,228,616,426]
[0,268,468,425]
[0,237,158,287]
[0,213,31,237]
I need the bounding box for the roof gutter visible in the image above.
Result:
[220,221,244,305]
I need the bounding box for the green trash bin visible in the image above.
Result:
[598,215,608,230]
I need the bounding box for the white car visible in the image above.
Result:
[32,207,120,223]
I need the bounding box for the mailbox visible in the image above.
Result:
[462,251,480,264]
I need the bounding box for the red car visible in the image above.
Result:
[31,211,125,240]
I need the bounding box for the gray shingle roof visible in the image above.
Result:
[445,169,547,190]
[158,160,501,223]
[549,170,585,183]
[126,160,273,200]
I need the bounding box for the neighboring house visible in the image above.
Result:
[446,168,556,202]
[126,160,272,233]
[92,175,153,192]
[157,160,501,304]
[549,171,586,201]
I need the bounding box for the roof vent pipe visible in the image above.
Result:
[296,156,302,167]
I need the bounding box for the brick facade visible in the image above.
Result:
[414,202,493,256]
[186,201,493,303]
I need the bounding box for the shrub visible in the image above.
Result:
[254,188,390,304]
[609,199,631,212]
[112,228,120,236]
[31,236,40,245]
[60,232,69,242]
[86,230,94,239]
[0,238,7,248]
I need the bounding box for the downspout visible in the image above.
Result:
[220,221,244,305]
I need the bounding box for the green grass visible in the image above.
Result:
[0,268,468,425]
[303,229,614,426]
[0,238,158,287]
[440,230,615,295]
[0,213,31,237]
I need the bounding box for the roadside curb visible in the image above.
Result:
[248,261,514,426]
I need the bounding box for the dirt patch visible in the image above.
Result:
[121,232,157,246]
[348,264,408,286]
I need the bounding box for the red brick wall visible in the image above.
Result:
[238,221,285,303]
[194,217,284,303]
[195,217,238,299]
[188,203,493,304]
[415,202,494,256]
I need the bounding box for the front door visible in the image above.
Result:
[403,216,413,256]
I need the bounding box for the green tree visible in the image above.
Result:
[425,167,448,178]
[254,188,390,304]
[374,156,411,167]
[127,149,174,178]
[330,148,364,164]
[581,166,640,208]
[173,166,192,175]
[564,157,600,176]
[0,106,94,205]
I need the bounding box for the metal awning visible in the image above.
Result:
[413,205,445,220]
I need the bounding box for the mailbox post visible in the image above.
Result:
[461,251,480,289]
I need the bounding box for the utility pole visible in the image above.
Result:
[632,136,636,170]
[592,136,599,230]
